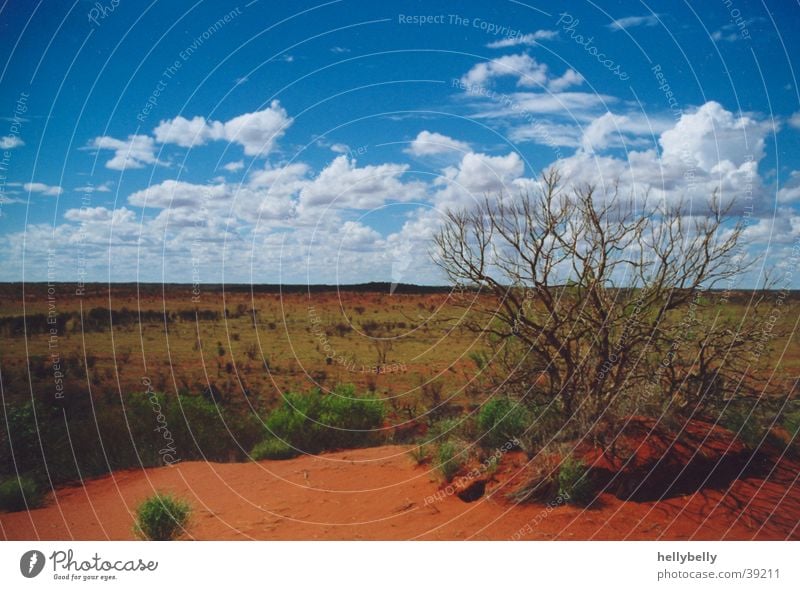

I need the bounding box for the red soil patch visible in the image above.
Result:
[2,437,798,540]
[582,416,756,502]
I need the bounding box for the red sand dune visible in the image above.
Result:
[2,436,799,540]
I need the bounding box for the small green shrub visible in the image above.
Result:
[251,438,297,460]
[477,397,528,449]
[720,405,766,449]
[133,493,192,541]
[408,444,431,465]
[435,439,467,482]
[0,476,45,512]
[261,385,385,454]
[425,417,462,443]
[557,456,594,505]
[780,405,800,439]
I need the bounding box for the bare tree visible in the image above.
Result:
[434,169,770,429]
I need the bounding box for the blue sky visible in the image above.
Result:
[0,0,798,286]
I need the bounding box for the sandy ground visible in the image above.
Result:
[2,445,798,540]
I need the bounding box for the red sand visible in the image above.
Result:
[2,444,798,540]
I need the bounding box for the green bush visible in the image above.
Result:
[557,456,594,505]
[477,397,528,449]
[262,385,385,454]
[780,404,800,439]
[720,404,766,450]
[435,439,467,482]
[0,476,45,512]
[425,417,462,443]
[251,438,297,460]
[133,493,192,541]
[408,444,431,465]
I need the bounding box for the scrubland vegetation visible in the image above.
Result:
[2,176,799,511]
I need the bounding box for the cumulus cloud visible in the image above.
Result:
[405,131,469,156]
[659,101,770,169]
[24,182,63,196]
[486,30,558,48]
[153,100,292,156]
[607,15,660,31]
[74,181,113,193]
[64,205,133,223]
[222,160,244,172]
[299,155,425,209]
[128,179,229,209]
[90,134,159,170]
[338,221,382,250]
[579,112,670,152]
[0,135,23,149]
[777,173,800,204]
[469,90,613,119]
[126,169,303,225]
[153,115,220,147]
[547,69,584,92]
[434,151,525,208]
[553,101,775,211]
[509,120,583,148]
[461,53,549,88]
[461,54,584,92]
[222,102,293,156]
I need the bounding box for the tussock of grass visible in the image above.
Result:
[133,492,192,541]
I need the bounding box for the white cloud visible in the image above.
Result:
[789,112,800,130]
[64,205,129,223]
[213,101,293,156]
[299,156,425,209]
[547,69,584,92]
[74,181,113,193]
[222,160,245,172]
[0,135,23,149]
[338,221,382,250]
[24,182,63,196]
[711,30,738,42]
[579,112,670,152]
[659,101,770,169]
[128,179,229,209]
[460,54,584,93]
[461,53,550,88]
[435,151,525,208]
[405,131,469,156]
[470,90,614,118]
[90,134,159,170]
[0,195,25,205]
[248,162,310,196]
[330,46,350,53]
[509,120,584,148]
[126,167,306,225]
[777,170,800,203]
[553,101,775,210]
[153,115,220,147]
[486,30,558,48]
[608,15,660,31]
[153,100,293,156]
